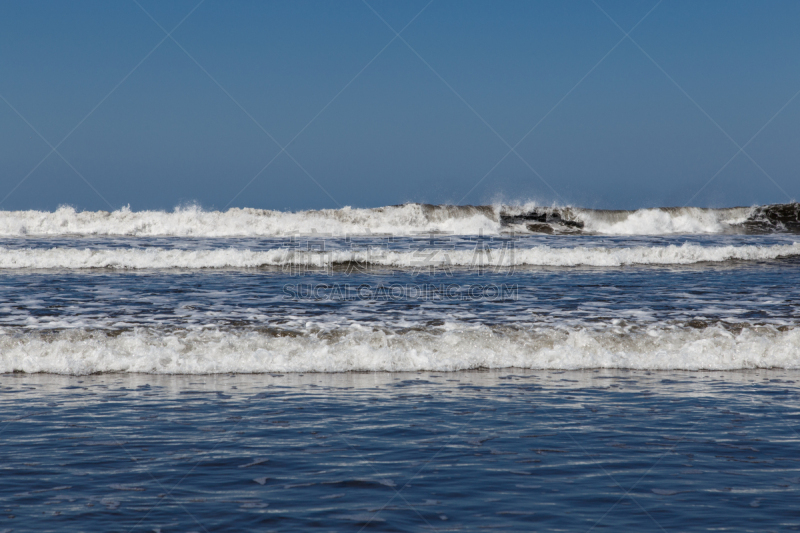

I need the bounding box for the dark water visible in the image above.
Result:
[2,370,800,532]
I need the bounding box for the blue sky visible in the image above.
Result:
[1,0,798,211]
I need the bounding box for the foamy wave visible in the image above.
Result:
[2,325,798,374]
[0,204,500,237]
[0,203,796,237]
[578,207,752,235]
[1,243,797,269]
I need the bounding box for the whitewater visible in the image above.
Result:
[0,202,797,236]
[1,203,799,374]
[2,324,799,374]
[0,242,798,269]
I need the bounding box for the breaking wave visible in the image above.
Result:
[1,243,798,269]
[0,203,797,237]
[0,204,498,237]
[2,324,798,374]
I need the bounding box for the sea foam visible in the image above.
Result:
[0,203,794,237]
[2,325,798,374]
[0,243,797,269]
[0,204,499,237]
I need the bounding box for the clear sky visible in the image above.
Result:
[1,0,798,212]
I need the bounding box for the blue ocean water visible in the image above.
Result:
[2,371,800,532]
[1,203,799,530]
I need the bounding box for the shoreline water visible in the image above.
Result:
[3,369,799,532]
[2,205,798,531]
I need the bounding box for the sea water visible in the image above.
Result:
[2,371,800,532]
[1,203,799,531]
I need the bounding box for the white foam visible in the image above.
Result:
[0,204,764,237]
[0,242,797,269]
[2,325,798,374]
[578,207,753,235]
[0,205,500,237]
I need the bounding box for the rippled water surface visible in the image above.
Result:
[2,370,800,532]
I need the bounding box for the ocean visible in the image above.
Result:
[1,202,800,531]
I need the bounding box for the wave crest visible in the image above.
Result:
[0,242,797,269]
[0,203,797,237]
[2,324,798,374]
